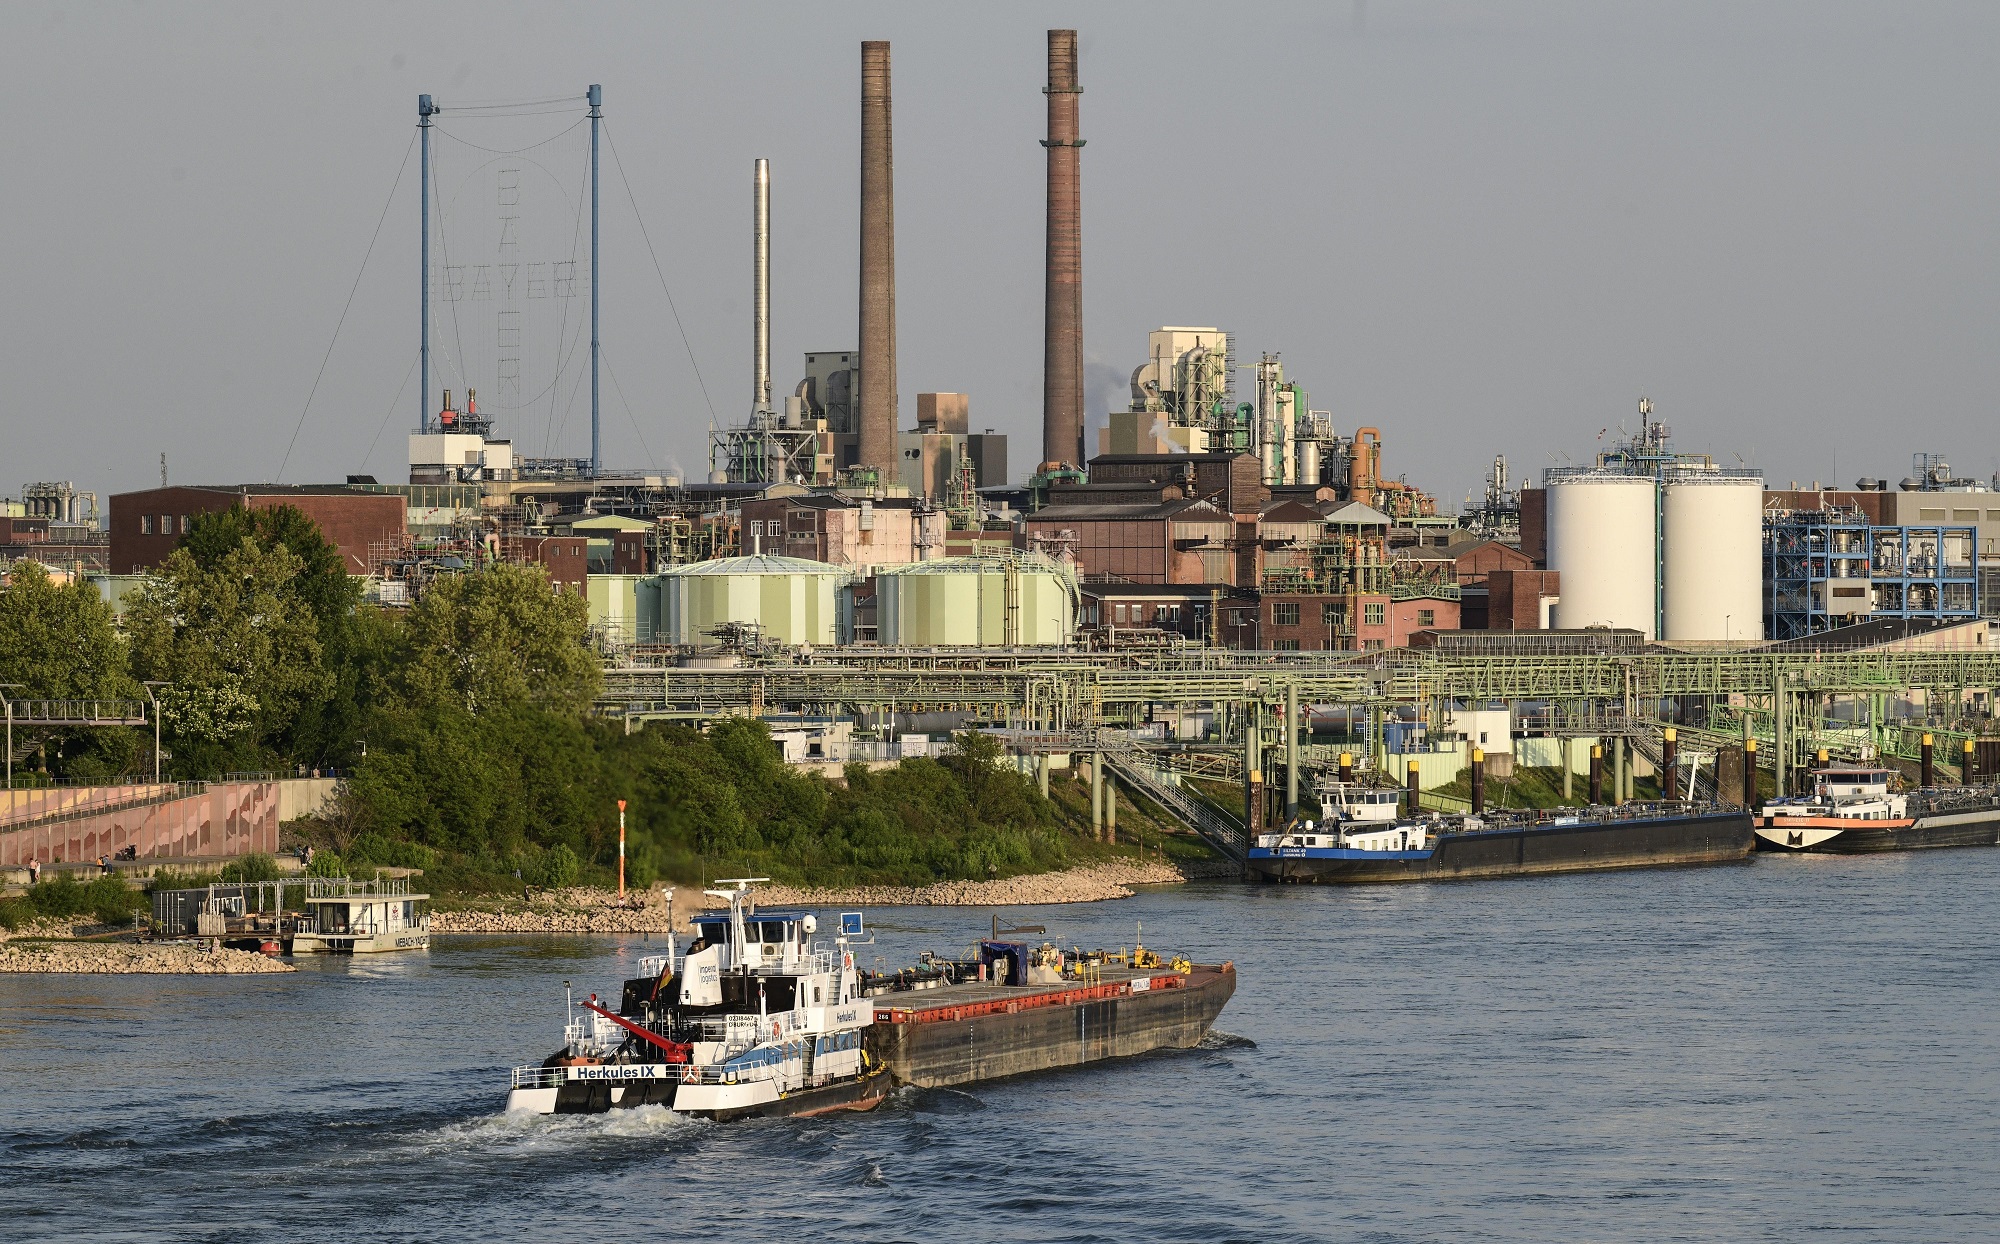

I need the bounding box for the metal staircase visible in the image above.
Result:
[1090,730,1247,863]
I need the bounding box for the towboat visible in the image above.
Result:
[505,879,884,1120]
[1247,778,1753,883]
[1756,766,2000,852]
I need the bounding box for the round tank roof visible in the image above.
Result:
[664,554,846,576]
[876,552,1068,576]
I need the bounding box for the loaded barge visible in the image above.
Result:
[503,880,1234,1118]
[1247,782,1753,883]
[1756,766,2000,853]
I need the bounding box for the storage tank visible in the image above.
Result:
[1546,474,1657,636]
[876,553,1077,646]
[658,555,845,647]
[1662,475,1763,641]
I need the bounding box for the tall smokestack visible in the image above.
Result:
[1042,29,1084,471]
[859,40,898,484]
[752,158,772,418]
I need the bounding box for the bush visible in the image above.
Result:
[220,852,282,883]
[82,876,141,926]
[0,898,32,930]
[306,850,345,878]
[530,843,581,889]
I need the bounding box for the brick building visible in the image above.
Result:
[502,535,589,591]
[109,486,405,575]
[1023,498,1232,583]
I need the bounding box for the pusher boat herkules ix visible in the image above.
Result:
[503,879,1236,1120]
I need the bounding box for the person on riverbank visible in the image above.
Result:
[27,858,39,884]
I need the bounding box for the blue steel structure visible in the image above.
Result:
[419,94,437,434]
[1764,508,1979,640]
[588,84,602,478]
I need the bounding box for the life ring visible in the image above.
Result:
[772,1019,783,1042]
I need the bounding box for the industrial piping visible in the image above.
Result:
[1041,29,1085,472]
[858,41,898,485]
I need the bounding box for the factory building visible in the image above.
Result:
[739,492,947,574]
[109,485,406,576]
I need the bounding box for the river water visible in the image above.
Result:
[4,851,1999,1243]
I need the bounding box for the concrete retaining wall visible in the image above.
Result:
[0,781,293,866]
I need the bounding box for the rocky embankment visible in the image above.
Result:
[755,859,1195,909]
[0,939,295,975]
[430,859,1218,935]
[432,886,698,935]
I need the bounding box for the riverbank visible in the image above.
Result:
[0,938,296,974]
[429,858,1221,935]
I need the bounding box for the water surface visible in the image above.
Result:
[4,852,1997,1242]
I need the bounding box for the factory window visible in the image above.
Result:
[1363,639,1386,652]
[1273,603,1301,626]
[1417,609,1436,627]
[1954,510,1979,522]
[1321,603,1341,624]
[1272,639,1301,651]
[180,516,191,534]
[140,515,152,535]
[1988,511,2000,521]
[1920,508,1946,521]
[1114,604,1127,623]
[1364,602,1386,626]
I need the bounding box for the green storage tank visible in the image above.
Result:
[875,553,1077,646]
[659,555,846,647]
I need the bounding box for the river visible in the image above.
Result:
[4,850,1998,1242]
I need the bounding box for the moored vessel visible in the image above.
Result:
[1247,780,1753,883]
[1755,766,2000,853]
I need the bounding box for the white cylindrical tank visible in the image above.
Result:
[658,554,845,647]
[1547,474,1657,637]
[1662,475,1763,641]
[876,554,1077,646]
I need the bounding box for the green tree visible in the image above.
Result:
[180,505,365,768]
[396,563,602,715]
[124,538,330,776]
[0,562,141,780]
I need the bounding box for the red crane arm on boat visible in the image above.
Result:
[583,999,692,1063]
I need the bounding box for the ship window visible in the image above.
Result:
[814,985,823,1004]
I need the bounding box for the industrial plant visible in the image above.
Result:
[9,29,2000,864]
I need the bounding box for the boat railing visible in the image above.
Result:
[511,1064,566,1090]
[637,955,670,979]
[1910,788,2000,817]
[305,875,417,901]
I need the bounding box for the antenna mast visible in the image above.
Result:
[418,94,436,434]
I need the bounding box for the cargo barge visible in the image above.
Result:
[502,882,1234,1118]
[865,937,1236,1089]
[1756,766,2000,853]
[1247,783,1753,883]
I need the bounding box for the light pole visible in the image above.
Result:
[141,682,169,783]
[0,685,21,790]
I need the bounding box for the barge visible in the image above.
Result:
[865,935,1236,1089]
[1756,766,2000,853]
[502,881,1234,1118]
[1248,782,1753,883]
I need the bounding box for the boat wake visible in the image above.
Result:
[1198,1030,1257,1051]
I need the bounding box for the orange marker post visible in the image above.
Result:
[617,799,628,897]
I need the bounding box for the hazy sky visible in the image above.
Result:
[3,1,1997,510]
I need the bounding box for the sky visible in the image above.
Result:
[2,1,1997,511]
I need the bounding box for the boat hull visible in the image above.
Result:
[865,964,1236,1089]
[1248,811,1754,884]
[506,1064,890,1120]
[1756,808,2000,853]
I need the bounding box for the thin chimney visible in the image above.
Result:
[858,41,898,484]
[752,158,772,418]
[1042,29,1084,471]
